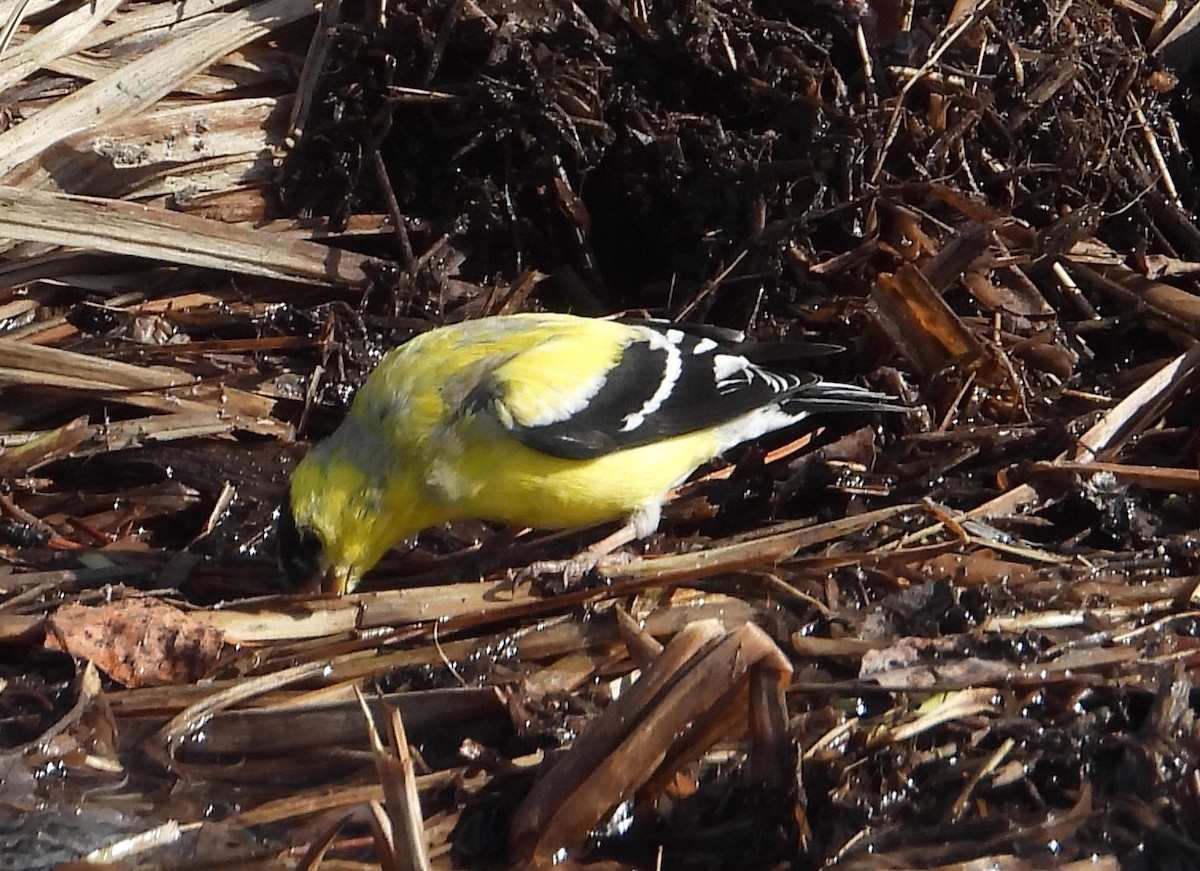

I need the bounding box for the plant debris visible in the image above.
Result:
[4,0,1200,868]
[44,598,224,688]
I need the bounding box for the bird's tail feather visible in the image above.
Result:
[783,381,908,415]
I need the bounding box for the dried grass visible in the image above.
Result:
[4,0,1200,868]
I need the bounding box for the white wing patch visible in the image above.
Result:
[713,353,756,392]
[712,353,793,394]
[620,329,683,433]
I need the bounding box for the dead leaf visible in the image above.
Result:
[46,599,224,688]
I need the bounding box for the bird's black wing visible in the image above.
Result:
[471,322,821,460]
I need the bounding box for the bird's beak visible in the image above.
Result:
[321,565,355,596]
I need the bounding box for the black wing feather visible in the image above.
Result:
[500,325,822,460]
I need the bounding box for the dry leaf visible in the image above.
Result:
[46,599,224,688]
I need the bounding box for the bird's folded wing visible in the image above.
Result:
[465,324,812,460]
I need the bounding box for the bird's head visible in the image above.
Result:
[277,432,399,595]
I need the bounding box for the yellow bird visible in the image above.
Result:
[279,313,897,593]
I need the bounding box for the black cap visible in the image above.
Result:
[276,499,323,589]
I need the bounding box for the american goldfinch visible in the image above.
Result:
[279,313,897,593]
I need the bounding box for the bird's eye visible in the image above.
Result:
[276,501,324,589]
